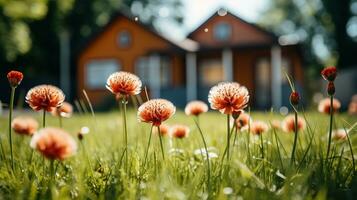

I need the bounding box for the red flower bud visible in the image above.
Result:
[290,91,300,105]
[321,66,337,82]
[7,70,23,87]
[327,82,335,96]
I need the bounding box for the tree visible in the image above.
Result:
[259,0,357,71]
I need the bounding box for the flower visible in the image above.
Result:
[318,98,341,114]
[51,102,73,118]
[250,121,269,135]
[78,126,90,140]
[208,82,249,114]
[25,85,65,112]
[321,66,337,82]
[281,115,306,133]
[184,100,208,116]
[30,127,77,160]
[271,120,281,130]
[106,71,142,96]
[138,99,176,126]
[290,91,300,105]
[169,125,190,139]
[331,129,348,141]
[7,70,23,87]
[234,112,251,129]
[157,124,170,136]
[11,116,38,136]
[348,95,357,115]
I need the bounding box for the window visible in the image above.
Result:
[213,22,231,41]
[135,56,171,87]
[199,59,224,85]
[117,31,131,48]
[86,59,120,89]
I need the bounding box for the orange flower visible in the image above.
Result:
[30,127,77,160]
[234,112,251,129]
[281,115,306,133]
[318,98,341,114]
[138,99,176,126]
[106,71,142,96]
[331,129,347,141]
[11,116,38,136]
[169,125,190,139]
[7,70,24,87]
[51,102,73,118]
[25,85,65,112]
[184,100,208,116]
[250,121,269,135]
[158,124,170,136]
[208,82,249,114]
[348,95,357,115]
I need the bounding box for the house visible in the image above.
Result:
[77,9,304,109]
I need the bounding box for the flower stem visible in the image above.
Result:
[226,114,231,162]
[290,110,298,165]
[143,125,154,167]
[122,97,128,171]
[194,117,211,192]
[8,87,15,171]
[43,109,46,128]
[157,126,165,160]
[326,95,334,162]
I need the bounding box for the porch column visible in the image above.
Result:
[186,52,197,101]
[222,48,233,81]
[271,45,282,109]
[149,54,161,98]
[59,29,71,99]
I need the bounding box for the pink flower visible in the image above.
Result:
[185,101,208,116]
[281,115,306,133]
[138,99,176,126]
[208,82,249,114]
[318,98,341,114]
[30,127,77,160]
[251,121,269,135]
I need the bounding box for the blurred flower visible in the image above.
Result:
[7,70,23,87]
[348,94,357,115]
[154,124,169,136]
[51,102,73,118]
[77,126,90,140]
[106,71,142,96]
[208,82,249,114]
[184,100,208,116]
[30,127,77,160]
[11,116,38,136]
[271,120,281,130]
[25,85,65,112]
[169,125,190,139]
[331,129,348,141]
[318,98,341,114]
[321,66,337,82]
[281,115,306,133]
[289,91,300,105]
[138,99,175,126]
[234,112,251,130]
[193,147,218,160]
[250,121,269,135]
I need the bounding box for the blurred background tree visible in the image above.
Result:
[0,0,183,100]
[260,0,357,73]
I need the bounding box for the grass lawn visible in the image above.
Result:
[0,110,356,199]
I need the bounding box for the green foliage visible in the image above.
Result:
[260,0,357,70]
[0,111,356,199]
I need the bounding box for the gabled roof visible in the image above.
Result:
[187,9,278,43]
[79,9,190,56]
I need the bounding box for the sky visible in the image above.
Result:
[158,0,269,40]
